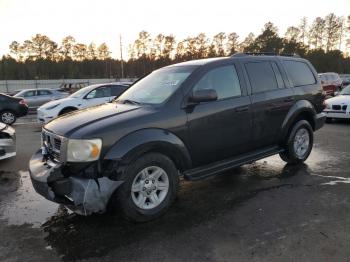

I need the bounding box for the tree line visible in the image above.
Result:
[1,13,350,80]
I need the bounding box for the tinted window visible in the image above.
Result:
[38,90,52,96]
[193,65,242,99]
[245,62,278,93]
[111,85,128,97]
[86,86,111,99]
[271,62,285,88]
[23,90,36,97]
[284,60,316,86]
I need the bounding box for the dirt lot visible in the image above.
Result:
[0,121,350,262]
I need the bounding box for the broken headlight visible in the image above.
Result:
[66,139,102,162]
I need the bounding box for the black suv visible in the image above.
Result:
[29,54,326,221]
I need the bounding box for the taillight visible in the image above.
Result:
[19,99,27,105]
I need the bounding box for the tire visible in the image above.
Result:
[59,108,76,116]
[279,120,313,164]
[114,152,179,222]
[325,117,333,123]
[0,110,16,125]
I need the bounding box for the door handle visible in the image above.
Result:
[235,105,249,112]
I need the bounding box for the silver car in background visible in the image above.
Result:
[14,89,69,109]
[0,122,16,160]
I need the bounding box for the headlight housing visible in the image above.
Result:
[67,138,102,162]
[325,102,331,109]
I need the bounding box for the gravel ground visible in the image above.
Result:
[0,121,350,262]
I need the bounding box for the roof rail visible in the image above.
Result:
[231,52,300,58]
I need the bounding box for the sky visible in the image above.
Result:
[0,0,349,59]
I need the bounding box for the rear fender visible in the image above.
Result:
[280,100,316,143]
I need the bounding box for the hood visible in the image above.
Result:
[326,95,350,105]
[44,102,142,136]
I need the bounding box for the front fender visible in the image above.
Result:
[280,100,316,142]
[103,128,192,171]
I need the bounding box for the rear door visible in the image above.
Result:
[243,59,294,148]
[22,90,38,108]
[186,63,252,166]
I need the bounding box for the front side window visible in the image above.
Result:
[193,65,242,99]
[86,86,111,99]
[284,60,316,87]
[245,61,278,94]
[117,66,195,105]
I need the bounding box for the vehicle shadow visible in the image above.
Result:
[42,162,311,261]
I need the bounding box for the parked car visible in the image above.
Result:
[318,72,343,96]
[0,93,28,125]
[13,88,69,109]
[340,74,350,87]
[30,54,325,222]
[37,83,130,123]
[324,84,350,122]
[0,122,16,160]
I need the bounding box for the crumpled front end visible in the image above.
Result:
[0,124,16,160]
[29,150,123,215]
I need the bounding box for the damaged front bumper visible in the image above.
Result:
[29,150,123,215]
[0,124,16,160]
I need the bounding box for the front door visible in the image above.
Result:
[186,64,252,166]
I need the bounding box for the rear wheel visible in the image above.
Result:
[0,111,16,125]
[114,153,179,222]
[280,120,313,164]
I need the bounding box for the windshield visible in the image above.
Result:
[69,85,98,98]
[117,66,195,105]
[340,85,350,95]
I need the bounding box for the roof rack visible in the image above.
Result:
[231,52,300,58]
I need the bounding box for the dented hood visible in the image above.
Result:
[44,102,142,137]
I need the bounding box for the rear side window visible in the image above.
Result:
[38,90,52,96]
[245,61,278,94]
[284,61,316,87]
[193,65,242,100]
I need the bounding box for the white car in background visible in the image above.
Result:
[37,82,130,123]
[324,85,350,122]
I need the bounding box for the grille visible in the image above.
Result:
[42,130,62,162]
[342,105,347,111]
[332,105,341,110]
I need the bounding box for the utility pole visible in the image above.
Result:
[120,35,124,79]
[339,19,343,51]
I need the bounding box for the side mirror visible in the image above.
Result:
[189,89,218,104]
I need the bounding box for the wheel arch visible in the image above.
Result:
[103,128,192,172]
[58,106,78,115]
[280,100,316,143]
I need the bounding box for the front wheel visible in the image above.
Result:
[280,120,313,164]
[114,153,179,222]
